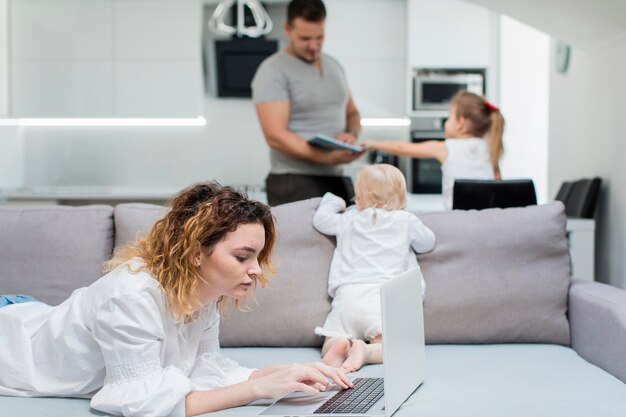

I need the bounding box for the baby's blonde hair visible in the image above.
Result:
[354,164,407,211]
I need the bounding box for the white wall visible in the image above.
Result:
[549,38,626,289]
[463,0,626,52]
[499,15,549,203]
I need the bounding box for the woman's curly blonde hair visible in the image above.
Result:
[105,181,276,322]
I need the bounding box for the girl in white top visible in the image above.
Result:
[313,164,435,372]
[363,90,505,209]
[0,182,351,417]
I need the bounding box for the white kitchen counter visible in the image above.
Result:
[406,193,446,213]
[0,186,267,205]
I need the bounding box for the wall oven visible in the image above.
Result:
[413,68,485,111]
[409,117,446,194]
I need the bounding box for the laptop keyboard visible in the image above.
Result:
[314,377,384,414]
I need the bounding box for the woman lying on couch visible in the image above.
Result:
[0,182,351,417]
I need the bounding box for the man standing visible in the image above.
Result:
[252,0,363,206]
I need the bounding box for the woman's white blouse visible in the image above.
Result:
[0,261,254,417]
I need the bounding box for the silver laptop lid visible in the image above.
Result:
[259,266,426,417]
[381,266,426,416]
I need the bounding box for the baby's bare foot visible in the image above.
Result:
[322,338,351,368]
[341,339,367,372]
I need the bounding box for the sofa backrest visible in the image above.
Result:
[0,205,114,305]
[114,199,572,346]
[0,199,571,345]
[114,203,169,249]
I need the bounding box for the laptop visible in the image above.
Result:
[260,267,426,417]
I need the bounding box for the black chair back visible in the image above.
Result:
[555,181,575,203]
[559,177,602,218]
[452,179,537,210]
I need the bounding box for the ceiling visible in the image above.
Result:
[464,0,626,50]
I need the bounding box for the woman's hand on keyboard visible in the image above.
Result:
[307,362,353,390]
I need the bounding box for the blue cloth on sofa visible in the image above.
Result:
[0,294,38,307]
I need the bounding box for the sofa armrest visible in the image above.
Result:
[568,279,626,383]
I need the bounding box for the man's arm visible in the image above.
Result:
[335,94,361,145]
[255,100,362,166]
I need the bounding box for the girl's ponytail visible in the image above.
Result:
[488,109,505,172]
[452,91,505,174]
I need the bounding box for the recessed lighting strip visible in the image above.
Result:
[0,117,207,127]
[0,117,407,128]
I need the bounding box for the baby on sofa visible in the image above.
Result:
[312,164,436,371]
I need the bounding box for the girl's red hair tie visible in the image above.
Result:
[483,99,499,112]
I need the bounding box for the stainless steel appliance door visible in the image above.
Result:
[411,156,442,194]
[409,127,445,194]
[412,70,485,111]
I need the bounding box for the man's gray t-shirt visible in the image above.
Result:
[252,51,350,176]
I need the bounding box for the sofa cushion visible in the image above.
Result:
[113,203,169,250]
[0,205,114,305]
[220,198,334,347]
[417,202,571,345]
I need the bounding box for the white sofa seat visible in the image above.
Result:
[4,345,625,417]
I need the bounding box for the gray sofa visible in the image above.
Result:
[1,198,625,417]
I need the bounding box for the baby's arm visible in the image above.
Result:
[408,215,436,254]
[312,192,346,236]
[362,140,447,162]
[408,215,434,300]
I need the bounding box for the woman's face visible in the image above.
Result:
[195,223,265,304]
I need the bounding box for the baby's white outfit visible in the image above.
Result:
[0,259,253,417]
[312,192,435,340]
[441,137,495,209]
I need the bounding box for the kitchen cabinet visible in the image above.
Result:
[9,0,202,118]
[408,0,499,68]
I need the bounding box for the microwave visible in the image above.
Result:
[413,69,485,111]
